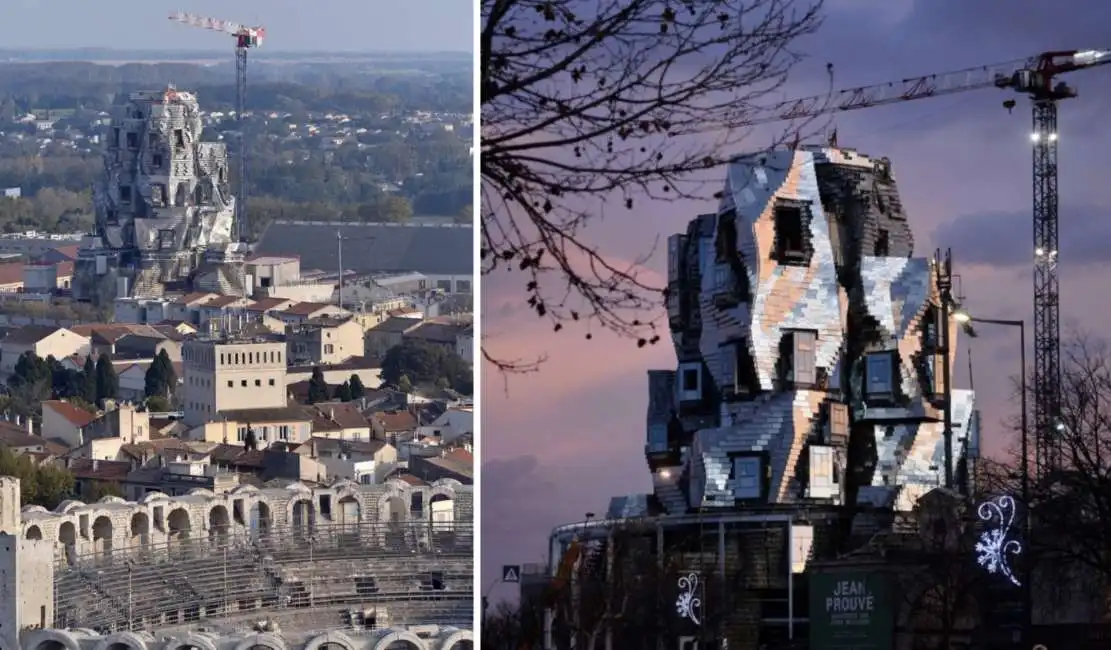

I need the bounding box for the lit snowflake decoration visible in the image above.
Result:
[675,573,702,625]
[974,494,1023,587]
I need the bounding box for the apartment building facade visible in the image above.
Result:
[181,338,288,427]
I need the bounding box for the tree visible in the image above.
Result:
[0,446,74,509]
[307,367,330,404]
[144,349,176,398]
[80,355,97,404]
[349,374,366,400]
[8,351,52,408]
[334,380,354,402]
[145,395,171,412]
[94,353,118,404]
[84,480,123,502]
[398,374,413,394]
[381,339,472,394]
[481,0,825,367]
[244,427,258,452]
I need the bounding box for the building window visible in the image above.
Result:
[779,330,817,387]
[269,378,275,386]
[241,380,248,387]
[874,229,890,256]
[279,425,290,441]
[255,379,261,387]
[227,380,233,388]
[237,427,246,442]
[174,129,185,148]
[809,445,834,498]
[126,132,138,150]
[119,186,132,204]
[865,351,897,397]
[152,153,163,169]
[773,204,807,264]
[324,344,334,354]
[732,456,762,500]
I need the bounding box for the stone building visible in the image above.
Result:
[544,146,980,650]
[73,89,244,303]
[0,474,473,649]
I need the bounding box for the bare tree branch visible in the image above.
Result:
[481,0,828,369]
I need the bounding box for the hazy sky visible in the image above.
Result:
[482,0,1111,598]
[0,0,473,52]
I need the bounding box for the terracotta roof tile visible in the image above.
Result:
[372,410,417,432]
[43,401,98,428]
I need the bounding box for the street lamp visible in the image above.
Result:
[952,307,1031,642]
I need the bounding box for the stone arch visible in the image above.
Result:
[167,507,191,546]
[130,511,150,547]
[337,494,361,530]
[373,630,426,650]
[438,629,474,650]
[25,629,81,650]
[233,632,287,650]
[249,500,271,537]
[26,524,42,540]
[92,515,114,555]
[93,631,149,650]
[290,498,315,537]
[428,490,455,530]
[378,493,408,523]
[58,520,77,565]
[304,632,357,650]
[209,504,231,544]
[164,634,220,650]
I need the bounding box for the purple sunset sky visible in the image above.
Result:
[480,0,1111,599]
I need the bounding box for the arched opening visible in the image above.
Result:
[174,182,188,207]
[292,499,315,537]
[58,521,76,565]
[34,642,68,650]
[105,644,135,650]
[130,512,150,548]
[167,507,191,547]
[208,505,231,545]
[385,496,407,523]
[447,642,473,650]
[338,495,360,531]
[318,645,346,650]
[383,640,421,650]
[92,515,113,556]
[429,494,454,530]
[250,501,271,538]
[26,525,42,540]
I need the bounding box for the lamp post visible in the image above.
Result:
[952,310,1031,641]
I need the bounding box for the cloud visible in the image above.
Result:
[935,206,1111,267]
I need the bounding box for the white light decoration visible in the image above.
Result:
[675,573,702,625]
[974,494,1023,587]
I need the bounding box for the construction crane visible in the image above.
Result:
[168,11,266,243]
[747,49,1111,477]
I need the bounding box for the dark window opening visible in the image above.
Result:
[148,133,158,148]
[174,182,187,207]
[774,204,807,263]
[106,209,118,225]
[119,186,132,204]
[319,495,332,518]
[411,493,423,513]
[151,184,166,207]
[681,368,699,392]
[126,132,138,150]
[152,153,163,169]
[874,229,889,256]
[112,128,120,148]
[174,129,185,148]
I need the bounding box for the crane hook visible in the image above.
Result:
[1003,98,1016,113]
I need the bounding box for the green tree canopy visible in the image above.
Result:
[94,354,118,404]
[307,367,330,404]
[381,340,472,394]
[80,355,97,404]
[0,446,74,509]
[334,381,353,402]
[144,349,177,398]
[349,374,366,400]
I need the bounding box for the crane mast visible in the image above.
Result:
[169,11,266,243]
[748,49,1111,478]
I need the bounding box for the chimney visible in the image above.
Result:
[25,416,33,434]
[311,438,317,458]
[92,459,99,471]
[329,407,335,422]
